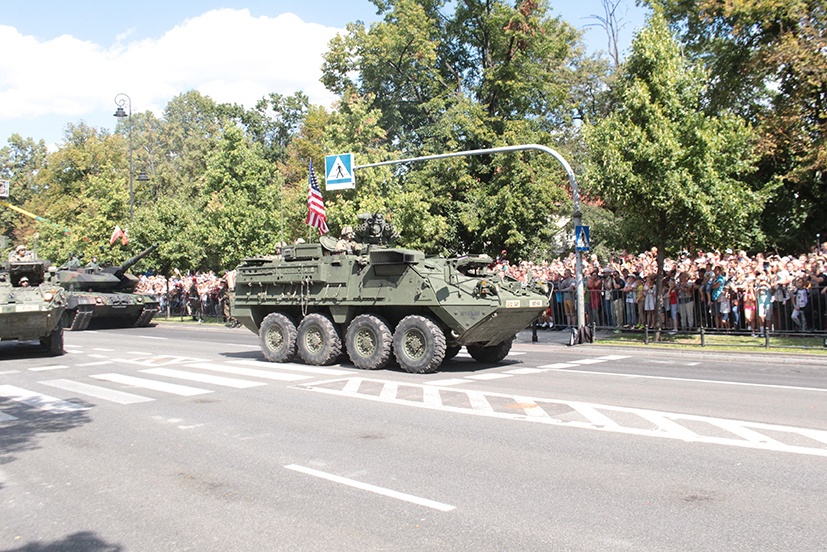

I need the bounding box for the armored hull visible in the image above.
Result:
[0,261,67,355]
[233,240,546,373]
[58,244,159,330]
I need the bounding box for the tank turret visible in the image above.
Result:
[57,243,160,331]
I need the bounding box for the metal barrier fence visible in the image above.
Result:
[146,292,229,322]
[542,284,827,347]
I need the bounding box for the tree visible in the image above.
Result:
[584,10,765,332]
[0,134,48,244]
[652,0,827,252]
[320,0,594,259]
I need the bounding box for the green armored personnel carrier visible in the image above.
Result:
[57,244,159,330]
[0,257,67,355]
[233,214,547,373]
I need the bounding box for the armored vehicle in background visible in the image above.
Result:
[233,214,547,373]
[57,244,159,331]
[0,258,67,355]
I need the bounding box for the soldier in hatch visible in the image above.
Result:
[66,252,81,269]
[8,244,33,262]
[335,226,361,254]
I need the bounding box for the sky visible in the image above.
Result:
[0,1,648,149]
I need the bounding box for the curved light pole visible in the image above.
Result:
[354,144,587,332]
[113,93,134,222]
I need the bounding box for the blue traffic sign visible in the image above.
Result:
[325,153,355,190]
[575,225,590,251]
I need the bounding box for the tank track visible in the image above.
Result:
[134,306,159,327]
[68,307,95,331]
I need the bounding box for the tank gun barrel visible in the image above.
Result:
[116,243,158,277]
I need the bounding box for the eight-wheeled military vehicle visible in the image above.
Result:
[57,244,159,330]
[0,258,67,355]
[233,214,548,373]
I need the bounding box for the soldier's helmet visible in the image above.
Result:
[16,245,26,252]
[19,276,29,284]
[341,226,354,237]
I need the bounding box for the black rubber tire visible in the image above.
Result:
[444,346,462,360]
[346,314,393,370]
[259,312,298,362]
[467,337,513,363]
[40,325,65,356]
[297,313,343,366]
[392,315,446,374]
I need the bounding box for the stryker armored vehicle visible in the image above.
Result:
[233,214,547,373]
[57,244,159,330]
[0,257,67,355]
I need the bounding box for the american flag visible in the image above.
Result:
[306,160,328,234]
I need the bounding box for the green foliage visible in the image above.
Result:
[584,10,765,257]
[651,0,827,252]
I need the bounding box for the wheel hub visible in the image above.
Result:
[354,328,377,357]
[305,326,324,353]
[265,326,284,351]
[403,329,426,360]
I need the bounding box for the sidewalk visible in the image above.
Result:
[514,325,827,366]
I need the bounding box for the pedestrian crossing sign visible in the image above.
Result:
[325,153,355,190]
[575,225,590,251]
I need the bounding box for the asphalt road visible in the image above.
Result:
[1,323,825,551]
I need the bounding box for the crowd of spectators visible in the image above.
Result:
[492,244,827,335]
[136,269,232,322]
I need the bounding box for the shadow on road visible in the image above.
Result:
[4,531,122,552]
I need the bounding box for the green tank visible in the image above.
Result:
[57,244,159,331]
[0,258,67,355]
[233,214,547,373]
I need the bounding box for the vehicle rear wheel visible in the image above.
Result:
[467,337,513,363]
[40,325,64,356]
[392,315,446,374]
[259,313,298,362]
[297,313,342,366]
[346,314,392,370]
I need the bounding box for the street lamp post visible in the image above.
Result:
[113,93,135,222]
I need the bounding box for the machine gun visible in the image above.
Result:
[355,213,400,246]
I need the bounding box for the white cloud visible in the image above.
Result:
[0,9,341,125]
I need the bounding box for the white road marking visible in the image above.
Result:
[570,358,609,365]
[0,385,88,413]
[0,370,19,375]
[88,354,109,359]
[127,351,153,356]
[229,359,351,376]
[424,378,467,386]
[134,335,167,340]
[299,378,827,457]
[537,362,578,369]
[115,355,209,367]
[504,367,546,375]
[29,365,69,372]
[92,348,115,352]
[141,368,266,389]
[543,367,827,393]
[0,411,17,421]
[594,355,632,361]
[41,379,153,405]
[184,362,311,382]
[465,373,512,381]
[77,361,114,367]
[285,464,456,512]
[90,374,211,396]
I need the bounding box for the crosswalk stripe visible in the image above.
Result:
[0,384,88,413]
[0,411,18,422]
[141,368,266,389]
[29,365,69,372]
[90,374,212,396]
[465,373,512,381]
[41,379,154,405]
[537,362,578,369]
[184,362,311,382]
[570,358,609,365]
[229,359,351,376]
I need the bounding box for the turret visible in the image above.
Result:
[355,213,400,246]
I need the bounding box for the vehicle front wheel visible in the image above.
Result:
[346,314,393,370]
[392,315,446,374]
[467,337,513,363]
[297,313,342,366]
[259,313,298,362]
[40,325,65,356]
